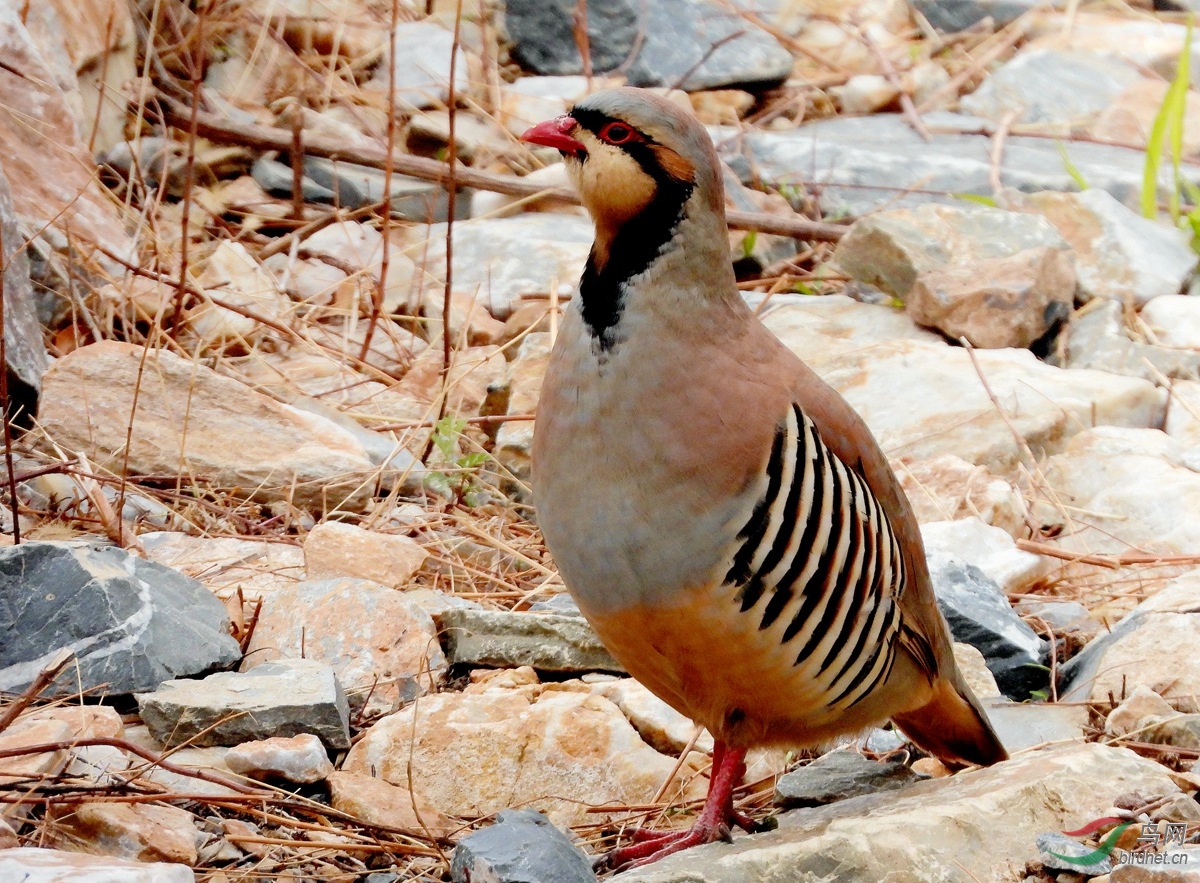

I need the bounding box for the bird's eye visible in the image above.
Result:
[598,122,640,145]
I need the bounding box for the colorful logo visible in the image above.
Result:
[1048,817,1133,866]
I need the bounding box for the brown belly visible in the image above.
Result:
[583,584,934,749]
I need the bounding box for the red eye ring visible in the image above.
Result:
[598,122,641,145]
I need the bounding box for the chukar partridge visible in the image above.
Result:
[523,88,1007,869]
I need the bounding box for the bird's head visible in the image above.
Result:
[521,88,726,265]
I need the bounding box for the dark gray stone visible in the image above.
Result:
[910,0,1065,32]
[927,552,1048,699]
[136,659,351,750]
[504,0,792,90]
[441,608,624,673]
[775,751,921,808]
[251,156,339,205]
[451,808,597,883]
[505,0,639,75]
[719,112,1200,218]
[0,542,241,697]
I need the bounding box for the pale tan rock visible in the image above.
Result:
[0,8,131,266]
[243,577,446,710]
[831,74,899,115]
[1091,78,1200,156]
[1087,614,1200,713]
[952,643,1002,700]
[0,817,16,849]
[1107,685,1179,737]
[395,344,507,420]
[328,771,457,838]
[0,847,196,882]
[38,341,379,512]
[303,521,427,586]
[141,532,306,602]
[688,90,754,125]
[497,302,557,346]
[48,802,198,865]
[185,241,296,348]
[225,734,332,784]
[246,0,386,62]
[906,246,1075,349]
[467,666,540,690]
[343,689,705,825]
[894,455,1027,537]
[0,717,70,790]
[591,678,715,756]
[910,757,951,778]
[421,289,506,347]
[922,517,1054,593]
[495,333,551,498]
[22,706,128,783]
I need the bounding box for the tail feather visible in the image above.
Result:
[892,677,1008,768]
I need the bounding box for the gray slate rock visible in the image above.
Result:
[0,161,47,400]
[441,609,624,673]
[0,542,240,697]
[303,158,471,222]
[961,49,1142,126]
[505,0,792,90]
[1066,298,1200,382]
[136,659,351,750]
[775,751,921,808]
[720,112,1200,217]
[927,552,1048,699]
[910,0,1064,31]
[527,593,583,616]
[451,808,597,883]
[985,702,1088,753]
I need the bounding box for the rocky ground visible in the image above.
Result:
[1,0,1200,881]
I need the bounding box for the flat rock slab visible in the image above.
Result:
[441,608,624,673]
[612,743,1182,882]
[451,808,597,883]
[38,341,379,512]
[0,542,240,697]
[760,299,1164,475]
[775,751,921,808]
[136,658,350,750]
[719,112,1200,217]
[0,847,194,882]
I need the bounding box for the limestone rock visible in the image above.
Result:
[921,517,1053,594]
[494,332,552,499]
[47,802,198,865]
[1141,295,1200,350]
[185,241,295,348]
[1107,686,1179,737]
[418,214,592,318]
[39,341,380,512]
[343,688,704,825]
[590,678,713,756]
[441,608,624,674]
[451,808,596,883]
[1067,298,1200,383]
[1060,569,1200,711]
[905,246,1074,349]
[1018,188,1197,306]
[894,455,1026,537]
[0,848,195,883]
[328,771,456,839]
[303,522,427,586]
[369,21,467,111]
[761,296,1165,476]
[0,542,240,697]
[243,577,446,710]
[611,743,1181,882]
[140,532,305,602]
[136,658,351,750]
[832,203,1070,302]
[225,733,333,784]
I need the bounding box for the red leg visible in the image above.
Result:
[604,741,753,870]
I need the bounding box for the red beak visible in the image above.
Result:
[521,115,586,156]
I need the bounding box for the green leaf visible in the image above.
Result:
[457,451,488,469]
[740,230,758,259]
[951,192,997,207]
[1055,142,1089,191]
[1143,15,1194,219]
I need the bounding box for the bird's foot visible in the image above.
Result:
[603,821,732,870]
